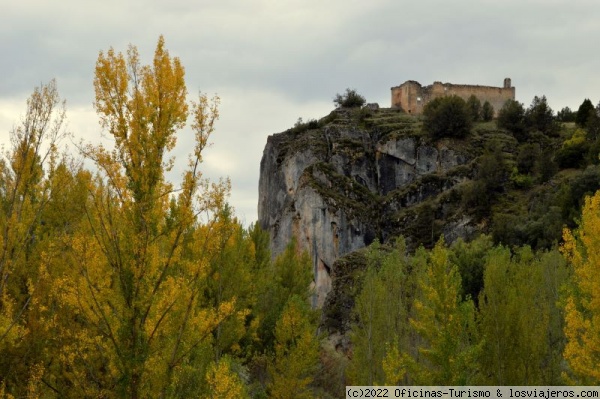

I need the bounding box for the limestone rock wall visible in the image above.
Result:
[258,108,474,307]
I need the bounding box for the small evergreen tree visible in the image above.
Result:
[422,95,472,139]
[497,99,526,141]
[466,95,482,121]
[481,101,494,121]
[525,95,557,136]
[576,99,595,127]
[585,102,600,141]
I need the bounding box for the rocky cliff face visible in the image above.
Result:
[258,107,476,307]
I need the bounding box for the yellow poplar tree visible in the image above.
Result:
[205,356,249,399]
[561,190,600,383]
[268,295,319,399]
[51,36,232,398]
[205,206,257,361]
[0,80,69,395]
[0,80,66,339]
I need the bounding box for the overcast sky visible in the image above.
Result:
[2,0,600,224]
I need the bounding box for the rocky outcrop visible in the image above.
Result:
[258,108,475,307]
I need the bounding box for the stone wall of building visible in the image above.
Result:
[391,78,515,117]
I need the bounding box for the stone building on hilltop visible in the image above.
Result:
[391,78,515,116]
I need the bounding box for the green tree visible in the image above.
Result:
[525,95,558,136]
[203,207,261,363]
[462,143,509,217]
[576,98,595,127]
[254,239,313,354]
[585,102,600,141]
[556,129,590,169]
[557,106,576,123]
[347,239,414,385]
[478,247,567,384]
[384,239,480,385]
[422,95,472,139]
[348,264,387,385]
[333,88,366,108]
[248,223,270,271]
[449,235,494,303]
[497,99,526,141]
[466,95,482,121]
[517,143,541,174]
[481,101,494,121]
[536,150,558,183]
[268,295,319,399]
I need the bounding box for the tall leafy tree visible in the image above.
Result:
[384,239,480,385]
[268,295,319,399]
[561,190,600,383]
[254,239,313,354]
[204,206,258,361]
[348,239,415,385]
[449,235,493,304]
[49,36,229,397]
[0,80,70,396]
[478,247,567,384]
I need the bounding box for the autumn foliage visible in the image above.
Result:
[561,191,600,384]
[0,37,318,398]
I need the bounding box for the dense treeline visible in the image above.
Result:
[2,36,600,398]
[346,237,567,387]
[344,189,600,388]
